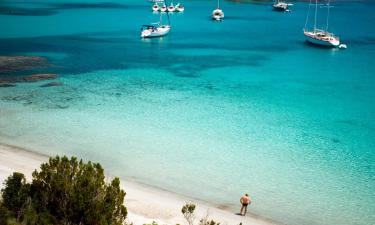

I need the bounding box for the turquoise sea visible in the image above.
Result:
[0,0,374,225]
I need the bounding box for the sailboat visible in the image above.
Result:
[168,2,176,12]
[175,3,184,12]
[151,0,164,11]
[273,0,289,12]
[141,10,171,38]
[212,0,224,21]
[152,3,160,11]
[160,4,167,12]
[303,0,341,47]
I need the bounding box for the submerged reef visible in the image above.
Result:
[0,83,16,88]
[40,81,64,88]
[0,56,48,74]
[0,73,58,84]
[0,56,58,87]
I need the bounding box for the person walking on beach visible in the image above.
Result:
[240,193,251,216]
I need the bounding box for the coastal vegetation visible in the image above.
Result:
[0,155,225,225]
[181,203,220,225]
[142,203,221,225]
[0,156,127,225]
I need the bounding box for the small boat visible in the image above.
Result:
[160,4,167,12]
[212,0,224,21]
[167,3,175,12]
[273,1,289,12]
[152,3,159,12]
[339,44,347,49]
[304,0,342,48]
[141,13,170,38]
[175,3,184,12]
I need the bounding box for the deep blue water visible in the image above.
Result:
[0,1,374,225]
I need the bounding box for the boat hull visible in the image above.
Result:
[176,5,184,12]
[152,5,159,11]
[141,26,171,38]
[273,3,288,11]
[167,5,175,12]
[304,31,340,47]
[212,9,224,21]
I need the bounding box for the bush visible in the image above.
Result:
[181,203,196,225]
[181,203,223,225]
[199,219,220,225]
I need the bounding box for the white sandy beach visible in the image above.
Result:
[0,143,279,225]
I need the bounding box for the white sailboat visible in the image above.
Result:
[303,0,342,47]
[160,4,167,12]
[273,0,289,12]
[212,0,224,21]
[175,3,184,12]
[141,12,171,38]
[168,2,176,12]
[152,3,160,11]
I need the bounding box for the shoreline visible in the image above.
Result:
[0,143,280,225]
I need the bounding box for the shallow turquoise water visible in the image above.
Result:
[1,1,375,225]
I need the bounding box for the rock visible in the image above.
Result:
[56,104,69,109]
[39,81,63,87]
[0,56,48,74]
[0,73,58,83]
[0,83,16,87]
[21,73,57,82]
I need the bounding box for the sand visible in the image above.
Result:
[0,143,279,225]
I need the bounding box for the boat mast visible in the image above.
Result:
[217,0,220,9]
[326,0,331,32]
[304,0,312,31]
[160,11,162,25]
[164,0,170,25]
[314,0,318,32]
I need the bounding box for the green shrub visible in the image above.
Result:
[181,203,196,225]
[199,219,220,225]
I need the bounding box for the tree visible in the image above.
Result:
[0,156,127,225]
[0,203,14,225]
[1,172,30,218]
